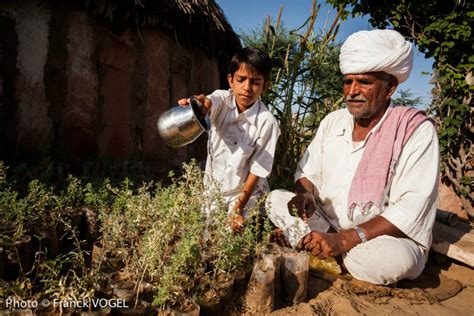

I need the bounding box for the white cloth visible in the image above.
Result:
[339,29,413,83]
[205,89,280,216]
[343,236,427,285]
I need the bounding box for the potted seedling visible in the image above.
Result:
[83,179,113,244]
[0,164,34,280]
[22,180,61,259]
[57,175,86,251]
[37,220,99,316]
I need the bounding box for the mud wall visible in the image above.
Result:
[0,0,220,174]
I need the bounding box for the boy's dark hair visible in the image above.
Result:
[228,47,272,82]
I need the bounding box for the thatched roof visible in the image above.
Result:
[83,0,241,67]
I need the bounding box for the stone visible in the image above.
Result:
[437,182,468,220]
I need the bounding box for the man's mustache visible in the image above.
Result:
[345,96,367,102]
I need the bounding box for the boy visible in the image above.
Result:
[178,47,280,232]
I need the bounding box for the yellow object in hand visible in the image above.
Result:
[309,255,342,275]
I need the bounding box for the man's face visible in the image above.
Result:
[228,64,267,113]
[343,72,397,121]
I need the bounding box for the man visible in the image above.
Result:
[267,29,439,285]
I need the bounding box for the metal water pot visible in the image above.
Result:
[157,96,209,148]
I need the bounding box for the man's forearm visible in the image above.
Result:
[340,216,407,251]
[358,216,407,241]
[301,216,408,258]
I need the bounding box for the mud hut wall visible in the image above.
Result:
[187,48,220,161]
[61,10,98,158]
[12,1,54,156]
[97,29,136,160]
[0,2,221,172]
[0,15,18,161]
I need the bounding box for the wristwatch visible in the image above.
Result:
[354,226,368,243]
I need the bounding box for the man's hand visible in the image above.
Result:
[290,177,324,221]
[297,231,345,259]
[288,191,318,221]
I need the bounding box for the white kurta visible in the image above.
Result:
[205,89,280,216]
[268,104,440,284]
[294,104,439,248]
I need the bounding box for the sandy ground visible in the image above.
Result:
[270,253,474,315]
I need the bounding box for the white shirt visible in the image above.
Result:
[295,104,439,249]
[205,89,280,208]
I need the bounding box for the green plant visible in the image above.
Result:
[0,161,6,188]
[136,162,207,307]
[123,161,269,309]
[36,217,96,313]
[60,175,84,209]
[0,278,33,302]
[0,162,27,243]
[392,89,423,108]
[204,197,271,276]
[1,160,271,310]
[22,180,61,224]
[83,179,112,211]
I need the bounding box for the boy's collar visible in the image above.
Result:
[229,89,262,124]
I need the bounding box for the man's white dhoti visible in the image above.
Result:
[343,235,426,285]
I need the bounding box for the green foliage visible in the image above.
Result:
[392,89,423,107]
[241,4,344,189]
[0,180,96,304]
[127,161,269,308]
[23,180,60,222]
[83,179,112,211]
[0,160,271,309]
[327,0,473,211]
[0,161,6,188]
[60,176,84,209]
[0,166,61,242]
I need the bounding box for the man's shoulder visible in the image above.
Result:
[320,108,351,128]
[410,119,438,141]
[324,107,350,119]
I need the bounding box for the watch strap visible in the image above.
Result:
[354,226,368,243]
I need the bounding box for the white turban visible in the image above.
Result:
[339,29,413,84]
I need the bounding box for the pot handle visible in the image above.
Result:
[189,96,209,130]
[190,96,206,117]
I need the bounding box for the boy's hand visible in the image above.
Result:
[229,211,244,233]
[229,198,244,232]
[192,94,210,109]
[177,94,211,114]
[177,98,190,106]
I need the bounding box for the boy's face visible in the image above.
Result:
[228,64,268,113]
